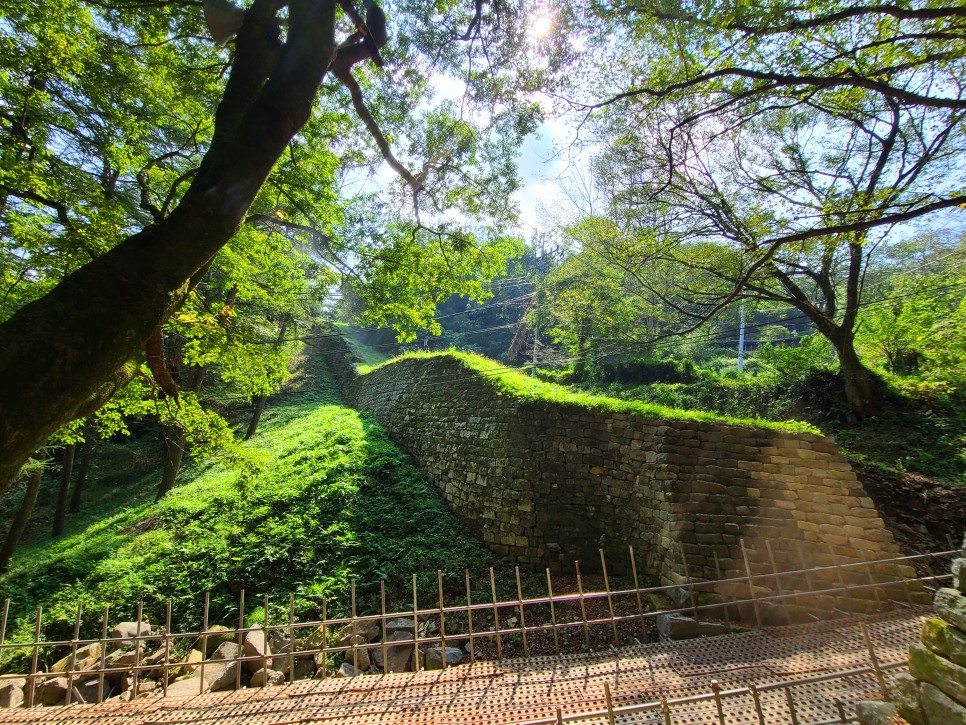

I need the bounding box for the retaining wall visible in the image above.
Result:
[318,333,913,620]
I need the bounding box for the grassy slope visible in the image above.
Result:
[0,344,506,670]
[361,350,820,435]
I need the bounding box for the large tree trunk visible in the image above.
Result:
[52,444,75,537]
[245,316,289,440]
[0,0,337,496]
[69,430,96,514]
[245,397,267,441]
[156,365,209,501]
[157,424,188,501]
[829,329,881,418]
[0,465,43,572]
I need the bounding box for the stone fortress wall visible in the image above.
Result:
[318,332,913,621]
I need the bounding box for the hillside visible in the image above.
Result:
[0,342,509,670]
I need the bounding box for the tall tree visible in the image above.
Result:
[552,0,966,414]
[0,0,540,491]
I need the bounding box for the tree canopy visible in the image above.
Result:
[0,0,544,490]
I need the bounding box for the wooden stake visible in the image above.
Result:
[260,594,269,687]
[26,606,41,707]
[515,566,529,658]
[711,679,725,725]
[575,561,590,651]
[97,605,109,703]
[835,699,847,723]
[287,593,295,684]
[860,622,889,699]
[556,707,564,725]
[437,569,447,669]
[629,545,646,637]
[678,542,698,618]
[489,568,503,660]
[661,696,673,725]
[351,580,359,673]
[795,540,815,592]
[785,686,800,725]
[65,602,82,706]
[713,552,732,632]
[599,550,618,644]
[765,540,791,625]
[0,599,8,648]
[235,591,244,691]
[749,684,765,725]
[546,568,560,655]
[830,546,853,615]
[465,569,475,663]
[381,581,389,673]
[320,598,328,679]
[740,540,763,629]
[163,600,172,696]
[604,682,616,725]
[412,574,421,673]
[132,601,143,700]
[199,593,209,696]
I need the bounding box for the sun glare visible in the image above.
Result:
[531,13,553,39]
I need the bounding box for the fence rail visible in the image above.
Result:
[0,544,957,712]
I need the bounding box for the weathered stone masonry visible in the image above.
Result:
[320,335,912,619]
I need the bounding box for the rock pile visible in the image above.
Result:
[857,550,966,724]
[0,616,470,708]
[327,617,466,677]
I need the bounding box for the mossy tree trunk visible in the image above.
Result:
[0,465,43,572]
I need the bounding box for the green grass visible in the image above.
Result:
[360,350,820,435]
[333,322,393,367]
[0,346,506,671]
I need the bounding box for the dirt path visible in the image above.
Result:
[0,609,925,725]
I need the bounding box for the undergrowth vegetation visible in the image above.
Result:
[0,347,508,672]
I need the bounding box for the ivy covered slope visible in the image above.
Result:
[0,345,500,668]
[360,351,820,435]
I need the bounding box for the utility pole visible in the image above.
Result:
[531,244,542,375]
[737,303,746,372]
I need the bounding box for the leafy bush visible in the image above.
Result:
[592,356,700,385]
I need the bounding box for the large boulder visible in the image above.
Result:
[51,642,102,673]
[74,678,112,704]
[197,625,234,656]
[892,674,927,725]
[935,588,966,633]
[243,630,273,674]
[164,676,210,698]
[921,617,966,668]
[203,660,241,692]
[908,642,966,706]
[855,702,898,725]
[370,632,415,673]
[249,668,285,687]
[656,614,730,641]
[921,682,966,723]
[35,677,69,707]
[109,621,151,650]
[952,558,966,594]
[335,662,361,678]
[424,647,463,671]
[203,642,243,692]
[0,678,25,709]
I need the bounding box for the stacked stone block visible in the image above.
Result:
[317,338,912,621]
[873,556,966,724]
